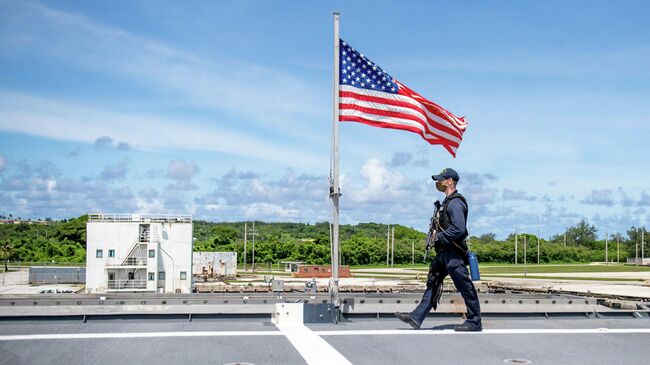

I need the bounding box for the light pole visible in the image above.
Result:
[391,226,395,268]
[605,229,608,265]
[634,228,639,270]
[515,229,518,265]
[537,228,540,265]
[386,225,390,267]
[250,221,258,273]
[523,235,527,278]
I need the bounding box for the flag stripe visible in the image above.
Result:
[339,91,463,141]
[339,114,457,156]
[396,81,467,132]
[339,101,461,146]
[340,85,464,137]
[339,107,459,148]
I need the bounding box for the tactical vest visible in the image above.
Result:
[437,191,469,253]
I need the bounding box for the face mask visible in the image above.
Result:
[435,180,447,192]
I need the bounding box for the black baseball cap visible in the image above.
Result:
[432,168,459,182]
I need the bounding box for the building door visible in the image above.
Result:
[157,271,165,291]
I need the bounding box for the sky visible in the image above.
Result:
[0,0,648,238]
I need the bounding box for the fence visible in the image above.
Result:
[28,267,86,284]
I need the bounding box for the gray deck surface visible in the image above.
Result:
[0,315,648,365]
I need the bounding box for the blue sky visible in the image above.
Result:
[0,0,648,238]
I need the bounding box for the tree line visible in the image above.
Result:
[0,216,647,267]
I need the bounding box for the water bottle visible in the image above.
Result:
[468,251,480,281]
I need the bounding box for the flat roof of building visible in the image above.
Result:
[88,213,192,223]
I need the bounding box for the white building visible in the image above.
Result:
[192,252,238,278]
[85,213,193,293]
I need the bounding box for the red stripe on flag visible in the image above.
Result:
[396,81,467,133]
[339,115,457,157]
[339,90,463,140]
[339,103,460,148]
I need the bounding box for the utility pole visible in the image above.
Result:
[605,229,608,265]
[617,236,620,263]
[386,225,390,267]
[641,226,645,265]
[243,223,247,273]
[524,236,527,278]
[515,229,518,265]
[634,229,639,270]
[411,240,414,267]
[391,226,395,268]
[537,228,540,265]
[251,221,258,273]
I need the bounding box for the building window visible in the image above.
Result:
[148,249,155,258]
[108,249,115,258]
[158,272,165,280]
[148,272,155,281]
[96,249,103,258]
[180,271,187,280]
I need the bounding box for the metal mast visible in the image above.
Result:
[329,12,341,309]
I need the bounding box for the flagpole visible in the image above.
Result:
[330,11,341,311]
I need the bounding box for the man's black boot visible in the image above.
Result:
[454,321,482,332]
[394,312,420,329]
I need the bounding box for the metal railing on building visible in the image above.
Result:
[88,213,192,223]
[107,279,147,290]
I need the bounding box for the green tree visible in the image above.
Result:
[0,239,14,271]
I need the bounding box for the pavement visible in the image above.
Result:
[1,314,649,365]
[487,277,650,299]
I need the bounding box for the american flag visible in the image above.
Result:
[338,39,467,157]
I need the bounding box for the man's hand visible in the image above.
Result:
[434,237,444,253]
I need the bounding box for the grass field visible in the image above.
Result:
[351,263,650,276]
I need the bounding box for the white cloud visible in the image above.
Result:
[348,158,419,204]
[166,160,200,191]
[167,160,200,180]
[94,136,131,151]
[0,1,326,141]
[100,158,129,181]
[0,154,5,172]
[580,189,615,206]
[502,189,537,201]
[0,91,323,167]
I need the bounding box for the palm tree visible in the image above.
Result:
[0,240,14,272]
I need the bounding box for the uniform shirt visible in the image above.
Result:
[436,194,468,247]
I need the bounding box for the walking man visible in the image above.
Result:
[396,168,482,331]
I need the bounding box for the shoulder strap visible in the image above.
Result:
[443,192,468,210]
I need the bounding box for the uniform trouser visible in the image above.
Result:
[410,248,482,327]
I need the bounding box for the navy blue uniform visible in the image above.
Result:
[410,192,482,328]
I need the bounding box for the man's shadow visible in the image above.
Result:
[429,324,456,330]
[397,324,456,331]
